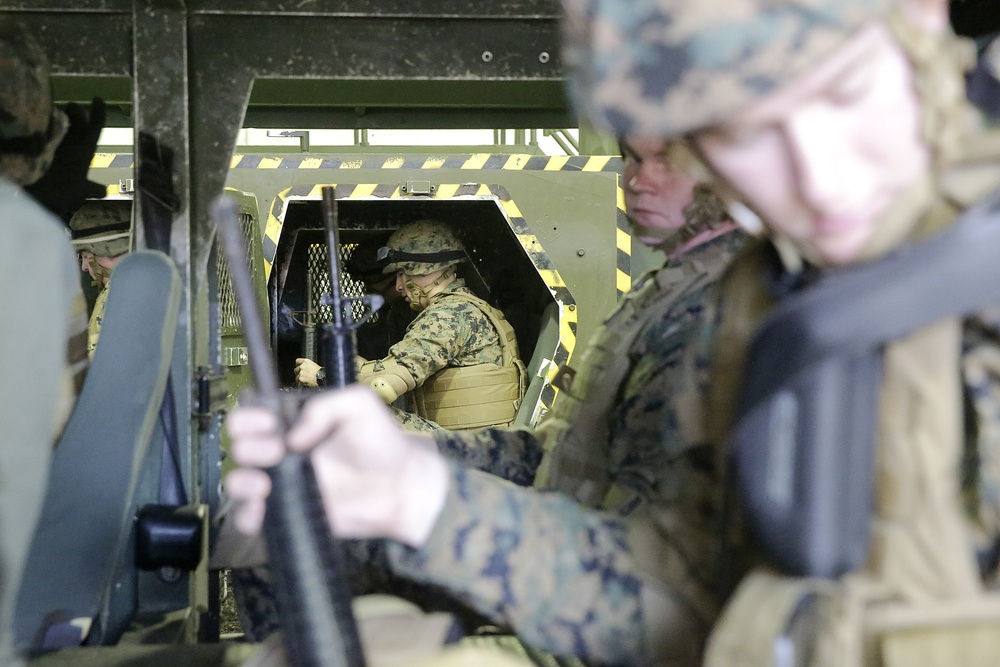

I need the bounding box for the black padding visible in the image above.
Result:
[14,251,180,650]
[135,505,203,572]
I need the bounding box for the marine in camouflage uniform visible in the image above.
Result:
[69,200,131,358]
[358,220,525,432]
[436,163,744,493]
[389,1,1000,665]
[229,150,745,661]
[228,1,1000,665]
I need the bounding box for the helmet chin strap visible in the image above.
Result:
[403,268,455,311]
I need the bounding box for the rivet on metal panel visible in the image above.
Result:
[538,52,550,64]
[576,248,586,257]
[481,51,493,63]
[568,304,576,311]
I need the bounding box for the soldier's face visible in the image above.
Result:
[621,137,698,248]
[694,21,929,266]
[79,250,95,276]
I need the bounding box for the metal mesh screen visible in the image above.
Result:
[307,242,376,323]
[218,212,258,332]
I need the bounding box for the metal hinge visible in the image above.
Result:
[194,366,228,431]
[223,346,249,367]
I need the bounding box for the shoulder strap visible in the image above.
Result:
[744,188,1000,403]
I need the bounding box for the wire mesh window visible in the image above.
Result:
[218,212,258,333]
[307,242,377,324]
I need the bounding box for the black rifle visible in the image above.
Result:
[320,187,358,385]
[212,194,366,667]
[303,269,317,365]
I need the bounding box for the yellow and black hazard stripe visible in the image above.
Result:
[89,151,624,416]
[616,175,631,298]
[229,152,620,173]
[263,181,577,421]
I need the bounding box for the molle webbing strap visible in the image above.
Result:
[733,189,1000,578]
[413,364,524,430]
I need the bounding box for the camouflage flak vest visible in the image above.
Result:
[539,238,737,508]
[412,292,526,430]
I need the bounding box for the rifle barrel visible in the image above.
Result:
[212,195,366,667]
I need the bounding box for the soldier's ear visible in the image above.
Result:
[898,0,948,34]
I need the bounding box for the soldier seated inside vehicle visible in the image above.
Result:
[298,219,526,433]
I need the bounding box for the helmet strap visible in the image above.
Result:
[403,268,455,311]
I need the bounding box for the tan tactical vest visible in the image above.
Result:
[411,293,526,430]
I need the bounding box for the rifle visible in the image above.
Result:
[212,193,366,667]
[303,269,317,364]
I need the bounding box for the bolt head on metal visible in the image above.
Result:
[481,51,493,63]
[538,52,550,64]
[576,248,586,257]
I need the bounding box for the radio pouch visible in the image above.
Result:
[732,190,1000,578]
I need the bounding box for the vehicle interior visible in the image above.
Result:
[4,1,998,665]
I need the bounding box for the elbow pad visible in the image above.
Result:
[358,357,417,404]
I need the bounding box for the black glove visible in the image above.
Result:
[26,97,107,223]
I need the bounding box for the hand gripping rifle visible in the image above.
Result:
[212,192,366,667]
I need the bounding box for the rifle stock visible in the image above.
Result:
[212,195,366,667]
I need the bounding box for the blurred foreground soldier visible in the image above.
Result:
[0,21,90,667]
[226,0,1000,665]
[69,200,131,357]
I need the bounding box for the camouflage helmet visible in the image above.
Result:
[0,19,68,185]
[562,0,889,137]
[70,199,132,257]
[379,220,466,277]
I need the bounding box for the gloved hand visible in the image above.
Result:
[295,357,323,387]
[26,97,107,222]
